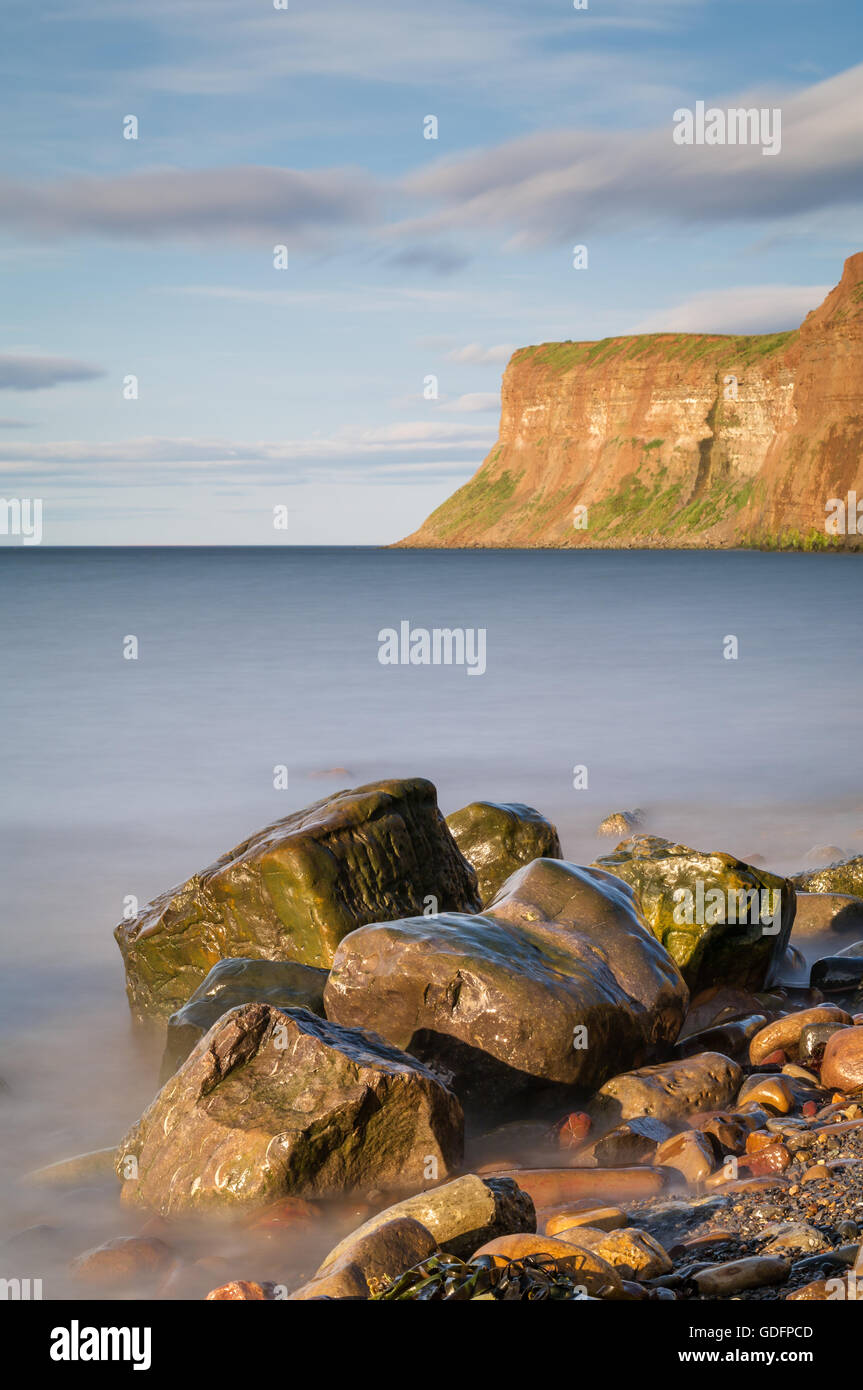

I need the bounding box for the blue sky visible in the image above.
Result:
[1,0,861,543]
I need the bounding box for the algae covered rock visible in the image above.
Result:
[792,856,863,898]
[324,858,688,1111]
[161,957,329,1078]
[117,1002,464,1215]
[115,778,480,1024]
[445,800,561,904]
[593,835,794,993]
[596,810,644,838]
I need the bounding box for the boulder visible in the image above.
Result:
[324,859,688,1112]
[591,1053,742,1130]
[445,801,561,904]
[116,1003,463,1215]
[316,1174,535,1269]
[792,893,863,942]
[593,835,794,992]
[792,857,863,898]
[115,778,480,1024]
[810,956,863,993]
[70,1236,175,1288]
[820,1026,863,1093]
[162,957,329,1077]
[291,1216,438,1300]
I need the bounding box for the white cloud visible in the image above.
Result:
[399,64,863,246]
[635,283,830,334]
[446,342,515,364]
[439,393,500,413]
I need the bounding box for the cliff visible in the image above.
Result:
[400,254,863,549]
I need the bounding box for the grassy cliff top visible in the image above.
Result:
[514,329,797,375]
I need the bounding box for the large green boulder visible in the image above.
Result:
[115,778,480,1025]
[117,1002,464,1215]
[445,801,562,904]
[324,858,688,1113]
[792,856,863,897]
[593,835,795,993]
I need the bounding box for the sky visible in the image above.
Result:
[1,0,862,545]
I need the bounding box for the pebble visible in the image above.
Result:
[691,1254,790,1296]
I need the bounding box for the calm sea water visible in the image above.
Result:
[0,546,861,1257]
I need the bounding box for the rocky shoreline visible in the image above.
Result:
[9,779,863,1302]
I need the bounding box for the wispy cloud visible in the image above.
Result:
[0,167,378,244]
[446,343,515,364]
[635,283,829,334]
[0,355,106,391]
[399,64,863,247]
[0,420,494,486]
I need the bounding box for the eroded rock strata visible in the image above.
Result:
[400,253,863,550]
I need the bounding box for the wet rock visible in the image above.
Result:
[206,1281,277,1300]
[792,857,863,898]
[692,1113,749,1156]
[593,835,794,992]
[691,1255,790,1296]
[554,1112,592,1151]
[679,986,769,1039]
[117,1003,463,1214]
[673,1014,766,1062]
[292,1216,438,1301]
[324,859,688,1113]
[749,1006,851,1065]
[70,1236,175,1288]
[799,1021,851,1065]
[317,1174,534,1268]
[115,777,480,1023]
[653,1131,715,1185]
[162,957,329,1077]
[484,1167,669,1208]
[761,1222,826,1255]
[736,1074,795,1114]
[803,846,847,868]
[445,801,561,904]
[596,810,644,838]
[23,1148,119,1189]
[565,1225,672,1281]
[545,1206,626,1235]
[787,1275,850,1300]
[820,1026,863,1092]
[810,955,863,993]
[592,1053,742,1130]
[470,1233,623,1297]
[590,1116,674,1167]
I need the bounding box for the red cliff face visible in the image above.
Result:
[401,254,863,549]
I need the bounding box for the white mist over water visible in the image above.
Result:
[0,546,861,1289]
